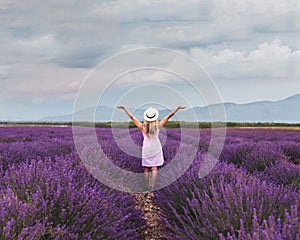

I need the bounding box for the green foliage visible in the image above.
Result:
[1,121,300,128]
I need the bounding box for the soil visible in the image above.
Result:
[131,192,166,240]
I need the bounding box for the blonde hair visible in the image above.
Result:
[143,120,159,137]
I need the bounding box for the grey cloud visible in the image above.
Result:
[0,0,120,67]
[117,0,215,23]
[1,0,300,69]
[54,46,112,68]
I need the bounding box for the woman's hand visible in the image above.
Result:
[177,106,186,110]
[115,105,125,109]
[159,105,185,128]
[116,106,143,130]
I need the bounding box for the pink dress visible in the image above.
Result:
[142,129,164,167]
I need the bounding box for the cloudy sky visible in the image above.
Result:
[1,0,300,121]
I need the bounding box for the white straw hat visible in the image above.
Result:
[143,107,159,121]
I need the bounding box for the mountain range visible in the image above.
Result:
[40,94,300,123]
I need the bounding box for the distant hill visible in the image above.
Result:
[40,94,300,123]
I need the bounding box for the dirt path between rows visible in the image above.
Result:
[131,192,166,240]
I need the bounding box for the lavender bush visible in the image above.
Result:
[280,142,300,164]
[219,204,299,240]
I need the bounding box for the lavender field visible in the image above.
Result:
[0,126,299,239]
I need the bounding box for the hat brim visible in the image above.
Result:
[143,108,159,121]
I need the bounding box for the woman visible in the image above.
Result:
[116,105,185,190]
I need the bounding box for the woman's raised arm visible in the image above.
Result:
[116,106,144,130]
[158,106,185,128]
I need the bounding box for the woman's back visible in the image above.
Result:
[142,129,163,166]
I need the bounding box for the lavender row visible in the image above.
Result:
[0,127,145,239]
[151,127,300,239]
[154,158,300,239]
